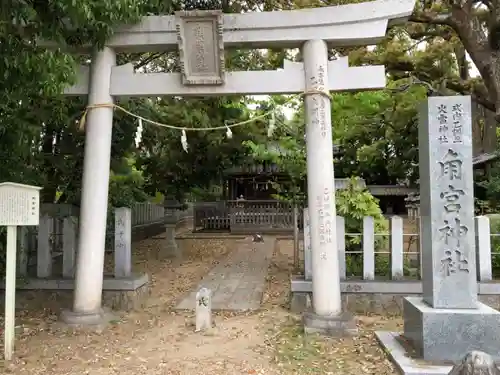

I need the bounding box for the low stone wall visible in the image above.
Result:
[0,274,150,312]
[131,221,165,242]
[175,233,246,256]
[291,293,500,315]
[102,282,150,311]
[290,277,500,315]
[2,217,176,313]
[1,286,150,312]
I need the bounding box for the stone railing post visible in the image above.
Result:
[37,214,52,278]
[17,227,29,277]
[62,217,78,278]
[303,207,312,280]
[390,216,404,280]
[475,216,492,282]
[363,216,375,280]
[337,216,346,280]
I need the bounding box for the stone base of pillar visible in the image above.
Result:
[161,225,181,258]
[303,310,358,337]
[103,280,150,311]
[402,297,500,362]
[290,292,312,313]
[60,307,115,329]
[164,241,180,257]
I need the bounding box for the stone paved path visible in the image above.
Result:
[175,236,273,311]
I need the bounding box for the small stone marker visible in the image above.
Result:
[195,287,212,332]
[252,233,264,243]
[448,351,500,375]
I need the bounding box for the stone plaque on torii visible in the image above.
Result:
[45,0,416,331]
[176,10,225,86]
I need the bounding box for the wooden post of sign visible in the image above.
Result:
[4,225,17,360]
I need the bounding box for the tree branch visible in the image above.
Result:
[446,80,495,110]
[407,30,453,39]
[385,57,496,111]
[409,11,454,26]
[134,52,167,71]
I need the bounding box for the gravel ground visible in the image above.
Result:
[0,235,400,374]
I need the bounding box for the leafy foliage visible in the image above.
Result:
[331,86,426,185]
[4,0,496,208]
[336,179,387,250]
[0,0,153,274]
[136,96,266,200]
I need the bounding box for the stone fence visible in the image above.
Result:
[0,202,193,311]
[15,202,167,280]
[291,215,500,314]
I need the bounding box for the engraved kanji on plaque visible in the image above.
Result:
[175,10,225,86]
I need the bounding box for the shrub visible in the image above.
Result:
[336,178,388,252]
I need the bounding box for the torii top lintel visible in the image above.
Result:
[61,0,416,97]
[104,0,415,52]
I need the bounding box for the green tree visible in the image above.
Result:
[0,0,162,275]
[331,84,427,185]
[0,0,150,201]
[284,83,426,186]
[405,1,500,118]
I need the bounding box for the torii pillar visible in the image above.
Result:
[54,0,415,329]
[60,47,117,325]
[301,39,353,333]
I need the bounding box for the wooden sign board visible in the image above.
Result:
[0,182,42,226]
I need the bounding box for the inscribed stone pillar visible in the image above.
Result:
[114,208,132,278]
[399,96,500,363]
[418,96,477,309]
[303,39,341,317]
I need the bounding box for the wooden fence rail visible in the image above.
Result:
[193,200,303,233]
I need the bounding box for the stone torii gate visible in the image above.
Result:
[59,0,416,331]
